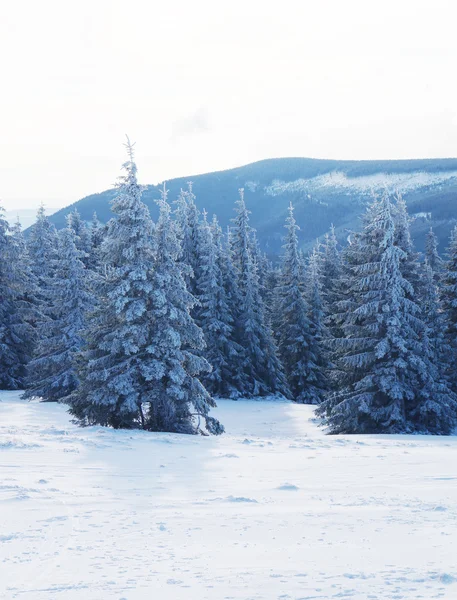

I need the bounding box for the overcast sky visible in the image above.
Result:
[1,0,457,210]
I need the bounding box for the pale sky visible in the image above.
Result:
[1,0,457,210]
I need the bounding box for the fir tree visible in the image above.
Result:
[393,197,456,432]
[425,227,443,279]
[27,204,58,294]
[232,190,289,397]
[422,261,451,380]
[232,189,252,288]
[10,220,40,381]
[67,209,91,265]
[174,183,200,296]
[250,230,269,299]
[23,225,92,402]
[393,194,422,296]
[67,143,223,434]
[319,225,342,329]
[0,211,37,388]
[196,212,246,397]
[144,191,223,434]
[216,222,250,394]
[66,141,157,427]
[318,194,457,435]
[276,204,318,403]
[263,261,281,327]
[410,262,457,433]
[442,226,457,386]
[89,211,104,270]
[304,248,328,403]
[223,225,245,325]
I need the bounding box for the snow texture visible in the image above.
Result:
[265,170,457,197]
[1,391,456,600]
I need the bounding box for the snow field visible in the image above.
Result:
[1,391,457,600]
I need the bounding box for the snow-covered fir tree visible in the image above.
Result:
[88,212,104,269]
[67,209,91,266]
[393,194,423,296]
[304,247,328,403]
[232,189,252,282]
[10,220,40,381]
[250,230,270,300]
[215,221,250,395]
[174,185,193,262]
[144,191,223,434]
[67,144,223,434]
[0,212,38,389]
[390,195,455,432]
[410,275,457,432]
[66,144,155,425]
[175,190,247,397]
[23,224,92,402]
[231,190,289,397]
[27,204,59,294]
[263,261,281,327]
[174,183,200,296]
[442,225,457,386]
[319,225,342,330]
[195,211,246,397]
[317,194,457,434]
[276,203,319,403]
[425,227,443,279]
[0,208,18,388]
[422,260,452,383]
[223,225,245,327]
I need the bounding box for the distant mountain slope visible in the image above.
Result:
[46,157,457,255]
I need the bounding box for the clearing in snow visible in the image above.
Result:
[1,391,456,599]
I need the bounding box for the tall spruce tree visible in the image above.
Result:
[0,207,17,388]
[88,212,104,270]
[393,194,424,302]
[410,266,457,433]
[232,190,289,397]
[391,196,456,432]
[304,247,328,404]
[174,188,190,254]
[276,204,317,403]
[425,227,443,279]
[216,221,250,395]
[317,194,457,434]
[319,225,342,328]
[27,204,59,294]
[66,141,157,427]
[223,225,245,327]
[176,183,200,296]
[422,261,451,381]
[67,144,222,434]
[23,225,92,402]
[144,192,223,434]
[10,220,40,383]
[195,212,246,397]
[67,209,91,266]
[263,261,281,328]
[442,226,457,387]
[232,189,252,285]
[0,210,37,389]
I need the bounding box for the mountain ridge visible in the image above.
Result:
[43,156,457,256]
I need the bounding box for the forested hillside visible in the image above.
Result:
[46,157,457,255]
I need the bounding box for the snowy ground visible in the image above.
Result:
[1,391,457,600]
